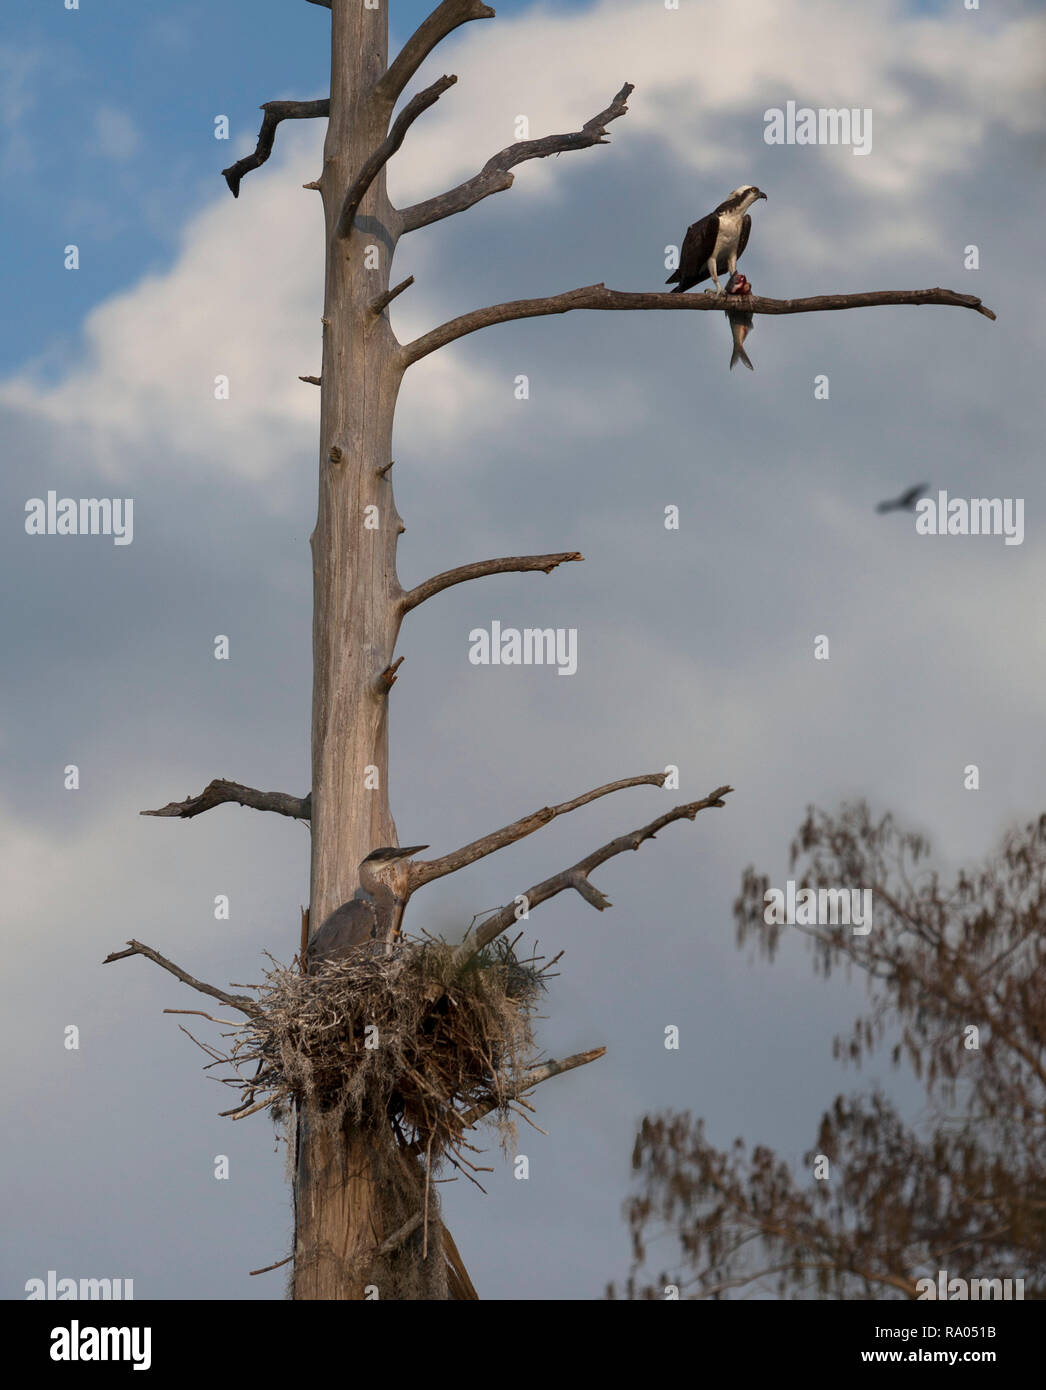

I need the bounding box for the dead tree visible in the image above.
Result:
[106,0,994,1300]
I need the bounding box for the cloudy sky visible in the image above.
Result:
[4,0,1045,1301]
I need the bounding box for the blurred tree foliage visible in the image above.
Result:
[611,803,1046,1299]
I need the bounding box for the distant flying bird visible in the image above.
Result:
[307,845,429,965]
[667,185,767,295]
[725,271,754,371]
[876,484,930,514]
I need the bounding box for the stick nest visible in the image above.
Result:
[207,936,554,1163]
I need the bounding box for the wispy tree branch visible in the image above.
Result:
[399,82,633,234]
[400,551,582,614]
[336,75,458,238]
[103,940,262,1018]
[453,786,734,968]
[375,0,495,109]
[222,99,330,197]
[408,773,672,892]
[141,779,311,821]
[402,284,996,365]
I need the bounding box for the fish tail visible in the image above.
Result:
[730,343,754,371]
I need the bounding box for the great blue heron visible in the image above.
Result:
[307,845,429,966]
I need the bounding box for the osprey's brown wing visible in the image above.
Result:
[666,212,720,292]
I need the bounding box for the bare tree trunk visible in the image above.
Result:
[116,0,994,1306]
[294,0,415,1302]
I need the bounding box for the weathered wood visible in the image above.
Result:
[407,772,669,891]
[294,0,419,1303]
[399,83,634,234]
[400,550,582,614]
[369,276,414,315]
[375,0,494,108]
[102,940,261,1018]
[140,779,310,820]
[453,786,735,969]
[336,74,458,238]
[221,99,330,198]
[402,284,997,364]
[454,1047,608,1130]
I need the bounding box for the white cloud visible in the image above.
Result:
[92,106,142,161]
[3,0,1040,490]
[0,43,41,174]
[389,0,1045,197]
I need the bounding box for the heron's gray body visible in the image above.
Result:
[307,886,393,962]
[306,845,429,966]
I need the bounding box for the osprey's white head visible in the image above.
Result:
[728,185,768,211]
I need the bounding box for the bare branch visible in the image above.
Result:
[299,374,322,386]
[453,786,734,967]
[376,0,495,109]
[304,1,331,8]
[141,779,311,821]
[375,1211,424,1257]
[103,940,261,1018]
[163,1008,245,1027]
[230,1099,273,1121]
[456,1048,607,1130]
[221,99,330,198]
[408,772,672,893]
[378,656,405,691]
[399,82,633,234]
[401,283,996,365]
[400,551,582,614]
[249,1255,294,1277]
[370,276,415,315]
[336,75,458,238]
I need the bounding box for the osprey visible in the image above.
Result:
[307,845,429,966]
[667,185,767,294]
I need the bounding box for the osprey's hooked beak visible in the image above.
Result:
[756,190,768,200]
